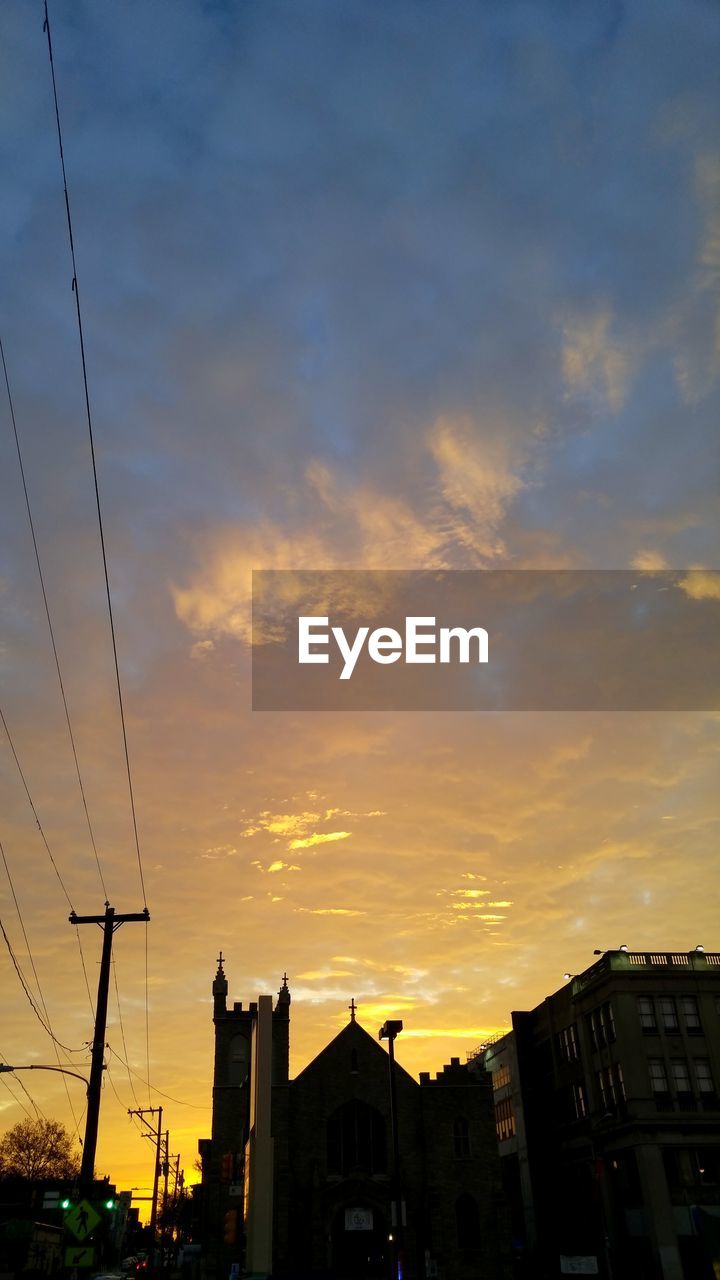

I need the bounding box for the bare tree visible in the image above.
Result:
[0,1118,81,1180]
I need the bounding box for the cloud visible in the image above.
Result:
[289,831,351,850]
[631,550,670,571]
[677,570,720,600]
[562,308,630,411]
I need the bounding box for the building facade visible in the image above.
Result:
[199,957,509,1279]
[481,947,720,1280]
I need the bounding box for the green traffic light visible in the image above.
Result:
[61,1199,71,1210]
[105,1199,115,1210]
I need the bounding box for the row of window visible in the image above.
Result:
[649,1057,714,1095]
[638,994,701,1034]
[555,993,705,1069]
[495,1096,516,1141]
[556,1002,615,1063]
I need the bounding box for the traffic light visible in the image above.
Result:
[104,1199,115,1210]
[223,1210,237,1245]
[220,1153,233,1183]
[61,1199,71,1210]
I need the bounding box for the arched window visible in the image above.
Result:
[456,1192,480,1249]
[228,1034,249,1086]
[453,1116,470,1158]
[327,1100,387,1175]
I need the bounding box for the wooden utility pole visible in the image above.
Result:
[128,1106,163,1244]
[71,902,150,1189]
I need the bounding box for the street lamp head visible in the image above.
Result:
[378,1020,403,1041]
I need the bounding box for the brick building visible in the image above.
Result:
[480,947,720,1280]
[199,957,509,1279]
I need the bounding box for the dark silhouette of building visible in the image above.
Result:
[199,956,509,1279]
[480,947,720,1280]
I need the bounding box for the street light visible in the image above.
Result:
[379,1020,404,1280]
[0,1064,90,1089]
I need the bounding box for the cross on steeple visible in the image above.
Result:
[349,998,357,1022]
[216,951,224,971]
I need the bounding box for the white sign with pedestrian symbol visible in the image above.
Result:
[65,1200,101,1241]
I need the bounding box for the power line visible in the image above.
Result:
[0,704,73,911]
[0,913,83,1056]
[0,1047,46,1121]
[0,334,108,903]
[42,0,147,912]
[106,1045,206,1109]
[112,955,140,1109]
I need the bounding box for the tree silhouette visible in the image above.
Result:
[0,1117,81,1180]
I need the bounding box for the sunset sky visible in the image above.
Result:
[1,0,719,1201]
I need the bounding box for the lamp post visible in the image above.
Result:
[0,1064,90,1089]
[379,1020,404,1280]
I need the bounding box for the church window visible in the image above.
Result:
[327,1100,387,1175]
[455,1192,480,1249]
[453,1116,471,1157]
[228,1035,249,1086]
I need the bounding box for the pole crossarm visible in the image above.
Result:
[69,908,150,927]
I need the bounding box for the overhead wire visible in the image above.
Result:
[0,1047,44,1121]
[112,954,140,1109]
[42,0,152,1114]
[0,705,73,912]
[106,1045,205,1109]
[1,337,98,1020]
[42,0,148,913]
[0,334,108,903]
[0,911,82,1141]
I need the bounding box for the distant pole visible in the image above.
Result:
[379,1021,404,1280]
[151,1107,164,1243]
[71,902,150,1189]
[128,1105,163,1252]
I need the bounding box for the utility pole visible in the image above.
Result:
[128,1106,163,1246]
[71,902,150,1189]
[160,1129,170,1272]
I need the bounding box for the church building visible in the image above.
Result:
[198,956,509,1279]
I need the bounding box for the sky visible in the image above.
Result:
[0,0,719,1202]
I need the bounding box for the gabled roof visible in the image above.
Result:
[293,1018,417,1087]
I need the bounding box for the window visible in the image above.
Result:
[638,997,656,1032]
[659,997,678,1032]
[694,1060,714,1094]
[326,1100,386,1175]
[649,1059,668,1093]
[558,1024,579,1063]
[681,996,701,1033]
[455,1193,480,1250]
[228,1035,249,1086]
[495,1096,516,1141]
[671,1060,691,1093]
[596,1064,624,1112]
[453,1116,471,1158]
[492,1062,510,1091]
[588,1003,615,1050]
[572,1082,587,1120]
[616,1063,626,1102]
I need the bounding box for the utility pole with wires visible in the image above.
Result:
[128,1106,163,1247]
[71,902,150,1189]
